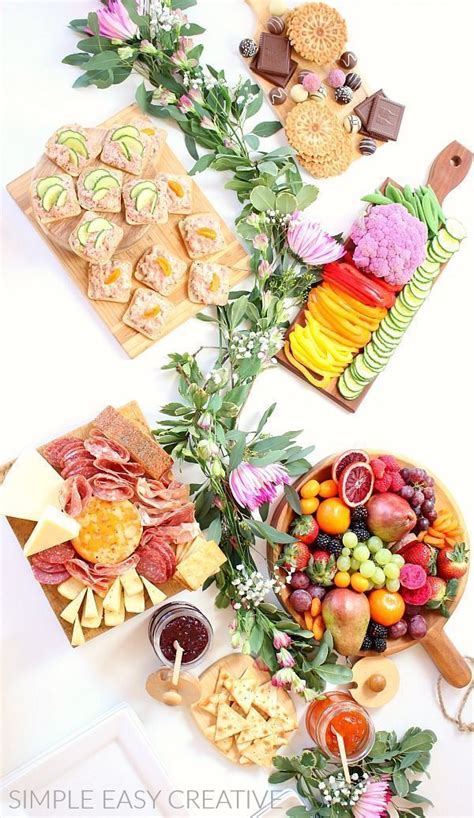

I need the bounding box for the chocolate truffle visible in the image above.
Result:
[334,86,353,105]
[344,72,362,91]
[327,68,346,89]
[290,83,309,103]
[359,136,377,155]
[343,114,362,133]
[312,83,328,101]
[269,86,287,105]
[297,69,312,84]
[239,38,258,58]
[338,50,357,69]
[267,15,285,34]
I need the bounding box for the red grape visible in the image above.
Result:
[290,571,310,590]
[290,589,312,612]
[389,620,408,639]
[408,615,427,639]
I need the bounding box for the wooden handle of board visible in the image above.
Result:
[426,141,473,204]
[422,628,472,688]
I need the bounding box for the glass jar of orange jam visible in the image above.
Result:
[306,692,375,762]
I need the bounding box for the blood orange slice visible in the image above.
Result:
[331,449,369,482]
[339,462,374,507]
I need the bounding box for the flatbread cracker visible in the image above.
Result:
[199,691,229,715]
[252,682,279,718]
[224,676,257,715]
[214,703,247,742]
[241,737,279,768]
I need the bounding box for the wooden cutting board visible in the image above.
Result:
[6,104,250,359]
[0,401,184,646]
[267,452,471,688]
[244,0,385,174]
[191,653,297,765]
[276,141,473,411]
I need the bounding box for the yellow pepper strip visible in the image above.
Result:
[293,326,341,373]
[285,341,332,389]
[312,299,370,346]
[289,333,341,377]
[318,287,381,332]
[307,304,359,348]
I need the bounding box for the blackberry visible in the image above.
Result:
[351,506,368,524]
[373,638,387,653]
[361,634,372,651]
[350,523,371,542]
[315,532,332,550]
[369,622,388,639]
[327,537,343,558]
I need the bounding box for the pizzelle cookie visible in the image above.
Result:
[285,101,342,157]
[287,3,347,65]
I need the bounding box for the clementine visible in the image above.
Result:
[316,497,350,534]
[369,589,405,626]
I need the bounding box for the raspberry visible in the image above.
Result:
[379,455,400,472]
[390,472,406,491]
[374,473,392,492]
[370,458,386,479]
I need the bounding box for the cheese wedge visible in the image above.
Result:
[61,588,87,624]
[58,577,86,600]
[120,568,143,596]
[141,576,166,606]
[124,587,145,614]
[103,577,122,613]
[71,616,85,647]
[23,505,80,557]
[0,449,65,521]
[104,591,125,626]
[81,595,103,629]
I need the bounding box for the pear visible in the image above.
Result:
[322,588,370,656]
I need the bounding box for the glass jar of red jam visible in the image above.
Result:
[148,602,213,667]
[306,692,375,762]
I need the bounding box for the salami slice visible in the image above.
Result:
[32,565,70,585]
[94,457,145,480]
[84,433,130,463]
[43,437,84,469]
[59,475,92,517]
[89,473,134,502]
[61,458,97,479]
[31,543,76,566]
[137,553,168,585]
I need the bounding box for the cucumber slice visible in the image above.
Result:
[363,348,387,372]
[338,370,362,400]
[431,237,451,261]
[407,281,430,300]
[445,217,467,242]
[437,228,460,255]
[402,288,424,309]
[352,357,377,382]
[385,312,408,331]
[420,260,441,276]
[409,276,432,293]
[344,368,365,391]
[392,300,415,320]
[413,270,434,285]
[365,341,391,361]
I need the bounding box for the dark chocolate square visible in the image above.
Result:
[366,95,405,142]
[354,89,386,129]
[250,54,297,88]
[257,32,291,76]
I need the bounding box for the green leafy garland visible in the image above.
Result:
[62,0,353,695]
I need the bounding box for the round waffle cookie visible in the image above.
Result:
[285,101,343,158]
[298,139,352,178]
[287,3,347,65]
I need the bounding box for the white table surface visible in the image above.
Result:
[1,1,473,816]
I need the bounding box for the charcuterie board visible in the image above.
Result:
[0,401,184,645]
[6,104,250,359]
[276,141,473,411]
[267,452,471,688]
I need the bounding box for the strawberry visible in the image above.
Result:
[399,541,436,575]
[291,514,319,545]
[281,541,311,572]
[306,550,336,586]
[425,576,459,618]
[436,544,469,580]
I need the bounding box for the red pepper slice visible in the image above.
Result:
[323,262,396,309]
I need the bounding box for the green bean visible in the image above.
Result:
[361,192,393,205]
[422,192,438,234]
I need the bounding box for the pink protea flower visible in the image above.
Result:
[353,776,391,818]
[287,211,345,267]
[94,0,139,40]
[273,629,292,649]
[229,461,290,511]
[277,647,295,668]
[253,233,269,250]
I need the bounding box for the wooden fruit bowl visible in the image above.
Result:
[268,452,471,688]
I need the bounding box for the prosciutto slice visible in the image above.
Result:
[59,475,92,517]
[84,431,130,463]
[90,473,134,502]
[65,554,140,591]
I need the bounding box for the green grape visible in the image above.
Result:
[391,554,405,568]
[386,578,400,592]
[365,580,374,591]
[342,547,351,557]
[337,555,351,572]
[350,558,360,572]
[375,548,392,565]
[342,531,358,549]
[384,563,400,580]
[372,567,386,585]
[368,536,383,553]
[353,545,370,562]
[360,560,376,578]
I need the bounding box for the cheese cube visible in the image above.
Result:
[71,616,85,647]
[0,449,64,521]
[103,577,122,613]
[124,588,145,614]
[81,595,103,629]
[142,576,167,606]
[61,588,87,624]
[58,577,86,600]
[23,505,80,557]
[104,592,125,626]
[120,568,143,596]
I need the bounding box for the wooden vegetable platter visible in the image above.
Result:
[0,401,183,645]
[244,0,386,174]
[191,652,297,765]
[276,141,473,411]
[6,104,250,359]
[268,452,471,688]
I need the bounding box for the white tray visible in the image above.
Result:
[0,704,184,817]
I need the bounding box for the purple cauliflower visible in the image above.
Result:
[350,203,427,286]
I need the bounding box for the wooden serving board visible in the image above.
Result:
[267,452,471,688]
[6,104,250,359]
[276,141,473,411]
[244,0,385,174]
[191,653,297,765]
[0,401,183,646]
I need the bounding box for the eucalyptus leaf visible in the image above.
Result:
[247,520,295,545]
[276,192,298,214]
[245,133,260,150]
[284,484,302,515]
[189,153,216,175]
[207,516,222,545]
[250,185,276,212]
[296,185,319,210]
[393,770,410,798]
[316,663,353,684]
[252,120,284,137]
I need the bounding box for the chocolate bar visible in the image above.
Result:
[354,89,386,129]
[257,32,291,76]
[250,54,297,88]
[366,95,405,142]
